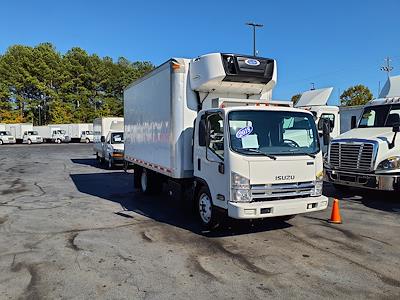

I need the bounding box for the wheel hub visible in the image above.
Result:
[199,193,212,223]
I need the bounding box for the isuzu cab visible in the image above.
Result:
[124,53,328,229]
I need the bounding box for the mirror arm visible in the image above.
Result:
[389,131,397,149]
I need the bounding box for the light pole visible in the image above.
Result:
[245,22,263,56]
[37,105,42,126]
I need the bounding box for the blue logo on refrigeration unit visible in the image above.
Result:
[244,59,260,66]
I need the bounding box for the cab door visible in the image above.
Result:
[194,111,228,209]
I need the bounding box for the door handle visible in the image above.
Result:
[218,162,224,174]
[197,158,201,171]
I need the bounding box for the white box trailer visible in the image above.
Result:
[93,117,124,161]
[124,53,328,229]
[33,125,71,143]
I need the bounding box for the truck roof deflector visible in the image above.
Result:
[295,87,333,107]
[379,75,400,98]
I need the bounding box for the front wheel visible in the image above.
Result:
[197,186,220,230]
[56,139,61,144]
[85,138,90,144]
[108,155,113,169]
[27,139,32,145]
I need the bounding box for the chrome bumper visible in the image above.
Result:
[325,169,400,191]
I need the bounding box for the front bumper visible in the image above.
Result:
[325,169,400,191]
[2,139,16,144]
[228,195,328,219]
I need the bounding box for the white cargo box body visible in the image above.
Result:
[124,59,198,179]
[33,125,60,139]
[56,123,93,139]
[5,123,33,139]
[93,117,124,154]
[0,123,5,131]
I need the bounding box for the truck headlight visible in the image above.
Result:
[231,172,251,202]
[311,171,323,197]
[377,157,400,170]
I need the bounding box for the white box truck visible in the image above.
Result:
[5,123,43,144]
[124,53,328,229]
[55,123,94,143]
[0,125,16,145]
[33,125,71,143]
[93,117,124,167]
[325,75,400,191]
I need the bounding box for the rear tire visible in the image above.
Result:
[0,139,3,145]
[140,168,151,194]
[139,168,162,194]
[197,186,220,231]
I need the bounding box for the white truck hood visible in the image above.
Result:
[336,127,395,141]
[332,127,400,168]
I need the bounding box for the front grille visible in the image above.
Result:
[329,142,375,172]
[251,181,314,201]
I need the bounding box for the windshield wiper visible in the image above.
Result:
[287,148,316,158]
[240,148,277,160]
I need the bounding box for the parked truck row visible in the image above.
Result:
[0,123,94,145]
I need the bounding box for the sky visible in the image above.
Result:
[1,0,399,104]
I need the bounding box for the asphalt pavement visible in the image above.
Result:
[0,144,399,299]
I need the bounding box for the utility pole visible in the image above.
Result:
[245,22,263,56]
[380,56,393,78]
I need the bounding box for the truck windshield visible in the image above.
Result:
[111,133,124,144]
[228,110,319,156]
[358,104,400,128]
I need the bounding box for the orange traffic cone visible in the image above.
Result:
[328,198,342,224]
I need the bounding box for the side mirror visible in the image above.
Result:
[392,124,400,133]
[351,116,357,129]
[322,119,331,146]
[100,136,105,143]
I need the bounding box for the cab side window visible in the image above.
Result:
[207,113,224,159]
[318,113,335,132]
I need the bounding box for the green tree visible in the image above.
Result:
[0,43,154,124]
[340,85,373,106]
[291,93,301,105]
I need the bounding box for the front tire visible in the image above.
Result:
[108,155,113,169]
[85,138,90,143]
[27,139,32,145]
[197,186,220,230]
[56,139,61,144]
